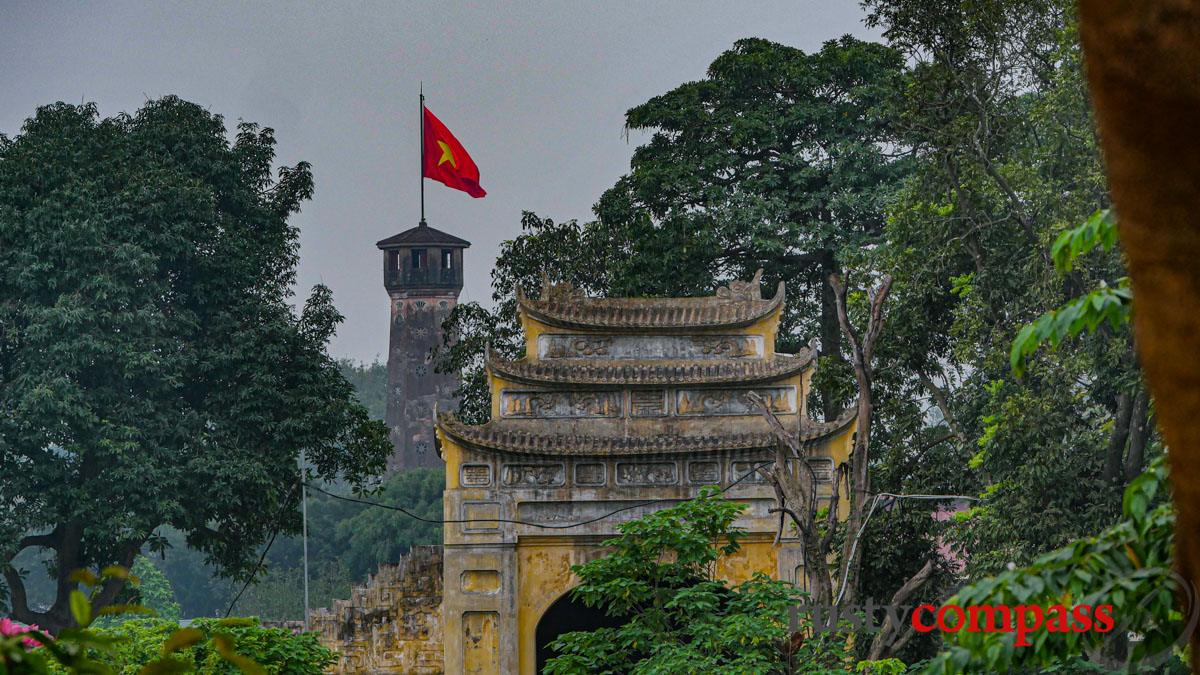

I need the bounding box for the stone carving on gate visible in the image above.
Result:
[676,386,795,416]
[615,462,678,486]
[630,390,668,417]
[687,461,721,485]
[574,462,606,486]
[731,460,768,484]
[539,334,762,360]
[690,336,762,358]
[500,390,621,418]
[502,463,566,487]
[540,274,588,303]
[460,464,492,487]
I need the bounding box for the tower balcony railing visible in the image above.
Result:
[385,268,461,287]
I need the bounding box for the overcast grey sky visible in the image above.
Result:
[1,1,878,363]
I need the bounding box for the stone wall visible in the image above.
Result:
[310,545,445,674]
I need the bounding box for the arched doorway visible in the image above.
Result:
[534,589,627,672]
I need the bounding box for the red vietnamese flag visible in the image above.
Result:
[422,107,486,198]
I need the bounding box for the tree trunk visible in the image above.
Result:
[830,273,892,606]
[1102,392,1133,486]
[6,529,142,634]
[819,251,843,423]
[1078,2,1200,668]
[1125,392,1153,483]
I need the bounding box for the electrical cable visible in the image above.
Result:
[221,459,774,618]
[225,477,301,617]
[302,458,776,530]
[832,491,980,606]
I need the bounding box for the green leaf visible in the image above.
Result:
[162,628,205,655]
[98,604,157,617]
[71,588,93,628]
[70,569,101,587]
[212,633,267,675]
[140,658,195,675]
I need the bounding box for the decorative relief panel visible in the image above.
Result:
[687,461,721,485]
[676,386,796,417]
[460,464,492,487]
[806,457,836,483]
[574,462,606,486]
[615,462,678,486]
[501,463,565,487]
[630,390,668,417]
[688,336,762,358]
[520,500,684,523]
[462,612,499,675]
[460,570,501,595]
[538,334,763,360]
[461,502,501,532]
[500,390,621,418]
[731,460,769,484]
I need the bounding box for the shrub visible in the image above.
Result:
[39,618,335,675]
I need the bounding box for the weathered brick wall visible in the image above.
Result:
[311,545,444,674]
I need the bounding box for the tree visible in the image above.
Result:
[129,557,181,624]
[543,489,839,675]
[441,36,910,424]
[336,359,387,423]
[0,98,391,633]
[858,0,1149,582]
[595,36,910,422]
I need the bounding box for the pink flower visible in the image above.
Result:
[0,617,45,648]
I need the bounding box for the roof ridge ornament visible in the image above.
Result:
[716,269,765,302]
[540,271,586,304]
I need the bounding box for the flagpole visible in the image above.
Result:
[419,82,426,226]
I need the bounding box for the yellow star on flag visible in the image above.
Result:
[437,141,457,169]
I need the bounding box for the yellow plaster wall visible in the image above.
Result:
[515,542,590,675]
[440,431,464,489]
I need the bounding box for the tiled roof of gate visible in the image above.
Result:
[435,408,857,457]
[516,274,784,331]
[487,349,813,387]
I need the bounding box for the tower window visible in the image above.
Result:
[411,248,428,269]
[442,248,454,269]
[388,250,401,270]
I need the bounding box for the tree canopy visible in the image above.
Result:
[0,97,391,632]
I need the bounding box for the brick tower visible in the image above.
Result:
[377,221,470,472]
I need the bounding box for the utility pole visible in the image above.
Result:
[301,448,310,632]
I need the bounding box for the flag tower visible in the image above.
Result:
[375,87,480,472]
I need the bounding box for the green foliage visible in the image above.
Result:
[335,359,387,423]
[925,458,1185,674]
[543,489,839,674]
[860,0,1144,592]
[0,97,391,629]
[1011,281,1133,377]
[140,468,443,620]
[1052,210,1119,274]
[1011,210,1132,376]
[228,563,351,625]
[40,618,335,675]
[3,568,280,675]
[857,658,906,675]
[127,559,180,625]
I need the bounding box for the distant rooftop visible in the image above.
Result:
[376,221,471,249]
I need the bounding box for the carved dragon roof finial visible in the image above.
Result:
[538,271,586,304]
[716,269,765,302]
